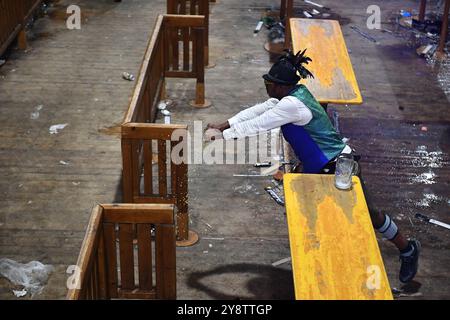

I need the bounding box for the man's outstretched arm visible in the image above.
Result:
[207,98,279,131]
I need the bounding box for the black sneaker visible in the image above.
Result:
[399,239,421,283]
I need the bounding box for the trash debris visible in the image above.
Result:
[158,101,167,110]
[268,23,285,44]
[303,11,313,18]
[202,220,213,230]
[311,9,320,15]
[122,72,135,81]
[0,59,6,67]
[72,181,80,186]
[411,171,436,185]
[49,123,68,134]
[416,44,437,58]
[254,162,272,168]
[392,287,423,297]
[400,10,412,18]
[233,174,271,177]
[208,244,213,248]
[202,237,224,241]
[350,25,377,43]
[304,0,323,8]
[381,28,394,34]
[272,257,291,267]
[415,213,450,230]
[254,20,263,35]
[421,126,428,131]
[59,160,69,165]
[264,186,285,206]
[332,110,340,134]
[13,289,27,297]
[161,109,171,124]
[30,105,43,120]
[0,258,54,297]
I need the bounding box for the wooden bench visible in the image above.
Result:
[67,204,176,300]
[289,18,363,106]
[283,174,393,300]
[0,0,42,56]
[167,0,212,67]
[122,14,206,247]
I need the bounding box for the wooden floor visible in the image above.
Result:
[0,0,449,299]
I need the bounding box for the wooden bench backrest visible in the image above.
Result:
[67,204,176,300]
[121,14,203,241]
[167,0,209,66]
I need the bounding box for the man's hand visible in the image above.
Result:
[204,128,223,141]
[206,121,230,132]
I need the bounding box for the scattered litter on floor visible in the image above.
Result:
[234,183,259,194]
[201,220,214,230]
[413,145,444,168]
[0,258,54,297]
[411,170,436,185]
[72,182,80,186]
[161,109,171,124]
[400,10,412,18]
[303,11,313,18]
[415,213,450,230]
[304,0,324,8]
[122,72,135,81]
[208,244,213,248]
[0,59,6,67]
[233,174,271,177]
[392,286,423,298]
[13,289,27,297]
[350,25,377,43]
[203,251,208,254]
[264,186,285,206]
[49,123,68,134]
[59,160,69,165]
[202,237,224,241]
[272,257,291,267]
[416,193,442,208]
[254,20,263,35]
[30,105,43,120]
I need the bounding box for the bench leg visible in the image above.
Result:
[189,82,211,108]
[18,28,27,50]
[437,0,449,59]
[160,79,167,100]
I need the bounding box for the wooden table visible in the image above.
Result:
[283,174,393,300]
[290,18,363,105]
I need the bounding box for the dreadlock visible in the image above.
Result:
[281,49,314,80]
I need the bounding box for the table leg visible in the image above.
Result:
[437,0,450,57]
[419,0,427,22]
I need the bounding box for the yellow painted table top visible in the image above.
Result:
[283,174,393,300]
[290,18,363,105]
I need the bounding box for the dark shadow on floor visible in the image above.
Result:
[187,263,295,300]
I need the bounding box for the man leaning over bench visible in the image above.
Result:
[207,49,421,284]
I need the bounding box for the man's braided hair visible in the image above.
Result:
[282,49,314,80]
